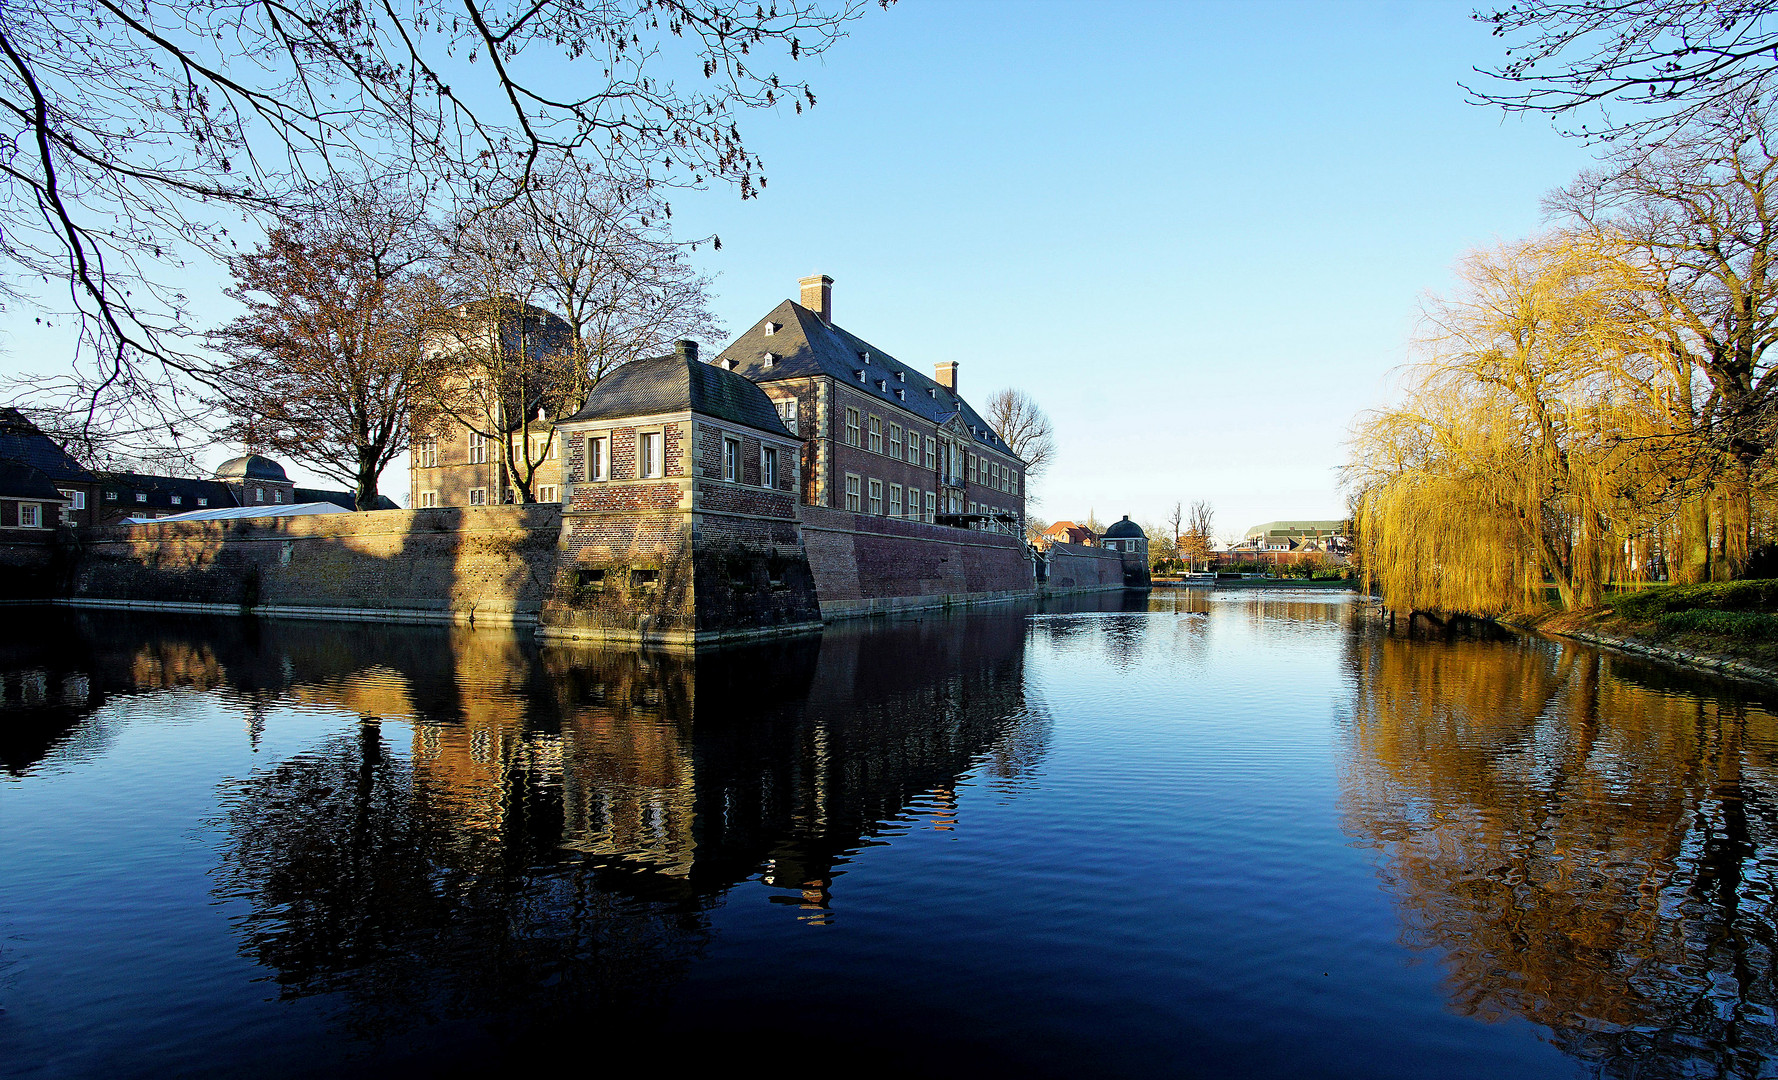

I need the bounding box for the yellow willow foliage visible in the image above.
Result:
[1349,235,1708,616]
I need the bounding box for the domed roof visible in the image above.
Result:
[212,454,290,482]
[1102,515,1145,539]
[561,343,793,438]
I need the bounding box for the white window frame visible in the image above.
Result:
[761,446,778,489]
[889,483,902,517]
[18,502,41,528]
[889,424,903,460]
[845,473,862,512]
[639,431,662,478]
[925,491,937,521]
[419,490,438,508]
[868,415,882,454]
[587,435,608,482]
[905,487,921,519]
[778,399,797,434]
[58,489,86,510]
[868,478,883,515]
[417,438,438,469]
[724,436,741,482]
[925,436,937,470]
[467,430,488,465]
[845,407,861,448]
[469,487,488,506]
[538,485,558,503]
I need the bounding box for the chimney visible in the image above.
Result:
[675,339,699,363]
[934,361,958,394]
[799,274,833,325]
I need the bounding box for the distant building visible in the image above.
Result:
[0,409,390,525]
[1040,520,1098,546]
[1099,516,1150,588]
[1221,518,1350,566]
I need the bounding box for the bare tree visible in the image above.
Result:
[1168,501,1185,554]
[1548,100,1778,579]
[1181,500,1215,571]
[1470,1,1778,140]
[1,0,882,456]
[984,387,1056,483]
[213,181,441,510]
[514,167,722,413]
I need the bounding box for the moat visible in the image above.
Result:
[2,591,1775,1078]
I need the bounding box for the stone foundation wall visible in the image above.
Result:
[800,505,1039,619]
[64,506,561,625]
[1044,541,1127,592]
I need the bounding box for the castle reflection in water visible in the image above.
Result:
[0,603,1059,1037]
[7,594,1778,1075]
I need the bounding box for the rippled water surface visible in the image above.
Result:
[3,591,1777,1078]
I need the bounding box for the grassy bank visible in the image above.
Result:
[1523,579,1778,674]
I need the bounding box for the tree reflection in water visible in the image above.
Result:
[1341,622,1778,1077]
[183,610,1048,1044]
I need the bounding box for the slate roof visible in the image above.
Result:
[1243,520,1345,539]
[104,473,239,512]
[214,454,290,482]
[0,408,96,484]
[562,351,795,438]
[1103,515,1145,539]
[711,301,1023,460]
[0,462,72,501]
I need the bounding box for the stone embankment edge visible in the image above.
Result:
[36,597,538,628]
[817,582,1124,621]
[1501,619,1778,688]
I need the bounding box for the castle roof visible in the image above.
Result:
[712,300,1021,460]
[0,408,95,484]
[562,347,794,438]
[0,461,71,502]
[212,454,290,482]
[1103,515,1145,540]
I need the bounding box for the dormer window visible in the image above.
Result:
[762,351,776,368]
[861,351,872,364]
[720,358,734,370]
[896,389,906,400]
[764,322,779,336]
[896,371,905,382]
[856,370,867,382]
[876,379,887,391]
[928,388,936,398]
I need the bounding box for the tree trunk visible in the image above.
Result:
[1676,492,1713,584]
[1720,461,1753,580]
[354,445,381,511]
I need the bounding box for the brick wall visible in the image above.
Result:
[1044,541,1126,592]
[66,505,562,625]
[800,504,1036,618]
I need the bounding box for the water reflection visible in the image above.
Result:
[1342,622,1778,1077]
[2,609,1048,1044]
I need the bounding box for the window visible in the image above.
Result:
[135,493,147,503]
[469,488,487,505]
[723,437,741,482]
[969,454,978,483]
[420,491,438,508]
[868,478,883,515]
[845,407,861,447]
[970,501,979,515]
[467,430,488,464]
[273,490,283,503]
[64,490,85,510]
[417,439,438,469]
[925,491,937,520]
[639,432,661,478]
[889,484,902,516]
[104,491,117,501]
[18,503,40,528]
[1010,471,1018,495]
[197,498,208,507]
[778,399,797,434]
[588,436,607,481]
[255,488,265,503]
[845,473,862,512]
[631,568,659,588]
[889,424,903,460]
[761,446,779,488]
[868,415,882,454]
[924,437,937,470]
[171,495,183,506]
[538,485,558,502]
[991,462,1000,489]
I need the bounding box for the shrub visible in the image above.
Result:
[1654,608,1778,640]
[1609,579,1778,619]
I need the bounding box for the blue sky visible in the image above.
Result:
[3,0,1596,537]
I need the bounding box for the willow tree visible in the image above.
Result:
[1350,236,1686,615]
